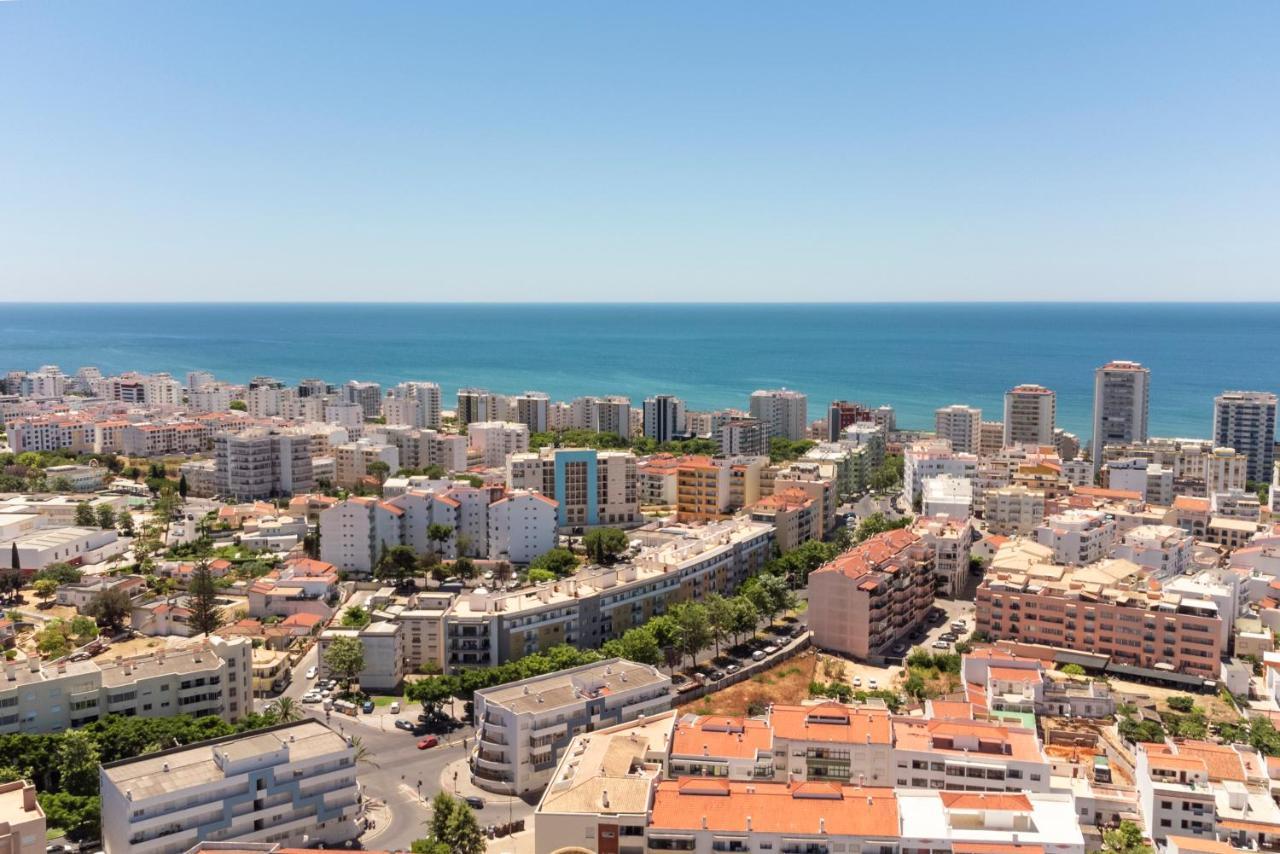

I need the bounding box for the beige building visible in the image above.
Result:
[0,781,44,854]
[748,486,818,551]
[809,529,935,660]
[1003,384,1056,447]
[935,404,982,455]
[985,484,1046,535]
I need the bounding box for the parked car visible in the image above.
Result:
[890,642,907,655]
[707,668,725,681]
[868,678,878,690]
[394,718,414,731]
[762,645,779,655]
[389,701,401,714]
[751,650,766,662]
[305,666,317,679]
[361,700,375,714]
[932,640,951,650]
[302,692,322,704]
[725,664,740,674]
[951,621,967,632]
[464,796,485,810]
[693,671,710,683]
[790,624,806,637]
[852,676,862,687]
[417,736,439,750]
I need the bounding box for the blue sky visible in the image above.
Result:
[1,2,1277,302]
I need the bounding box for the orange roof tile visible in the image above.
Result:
[649,780,898,836]
[940,792,1032,811]
[1174,741,1246,781]
[768,703,893,745]
[672,716,773,760]
[811,529,920,582]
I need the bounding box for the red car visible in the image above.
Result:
[417,736,439,750]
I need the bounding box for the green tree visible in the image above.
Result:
[648,614,684,672]
[379,545,419,585]
[869,454,904,492]
[69,616,99,645]
[37,624,71,658]
[705,593,734,657]
[743,573,792,628]
[417,793,486,854]
[904,671,928,700]
[37,792,100,843]
[769,437,817,463]
[33,578,59,606]
[188,560,224,635]
[855,512,912,543]
[526,567,557,583]
[178,473,189,498]
[528,547,578,577]
[669,602,713,668]
[1060,663,1086,677]
[95,504,116,529]
[729,596,759,644]
[73,501,96,528]
[601,625,663,666]
[324,636,366,689]
[266,697,303,724]
[229,399,247,411]
[1101,821,1154,854]
[56,730,101,796]
[340,606,372,628]
[406,676,458,715]
[583,527,629,564]
[427,523,453,558]
[367,460,391,487]
[116,510,135,537]
[86,587,132,632]
[36,563,83,585]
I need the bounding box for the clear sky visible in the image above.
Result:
[1,3,1277,302]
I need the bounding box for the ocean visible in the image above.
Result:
[2,302,1277,441]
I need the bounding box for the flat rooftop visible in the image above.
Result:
[103,720,347,801]
[479,658,669,715]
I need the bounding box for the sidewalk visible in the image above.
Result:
[437,758,535,854]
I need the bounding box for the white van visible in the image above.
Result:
[751,650,766,662]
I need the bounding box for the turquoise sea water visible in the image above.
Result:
[2,303,1277,441]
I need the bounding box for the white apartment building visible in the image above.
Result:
[511,391,550,434]
[717,417,768,457]
[468,421,530,469]
[1110,524,1195,580]
[186,384,232,414]
[100,720,360,854]
[592,396,632,438]
[1092,361,1150,466]
[1214,391,1277,485]
[318,496,403,575]
[372,425,467,474]
[904,439,978,504]
[507,447,640,530]
[1206,447,1249,494]
[1003,384,1056,447]
[381,381,442,429]
[935,404,982,455]
[342,380,382,418]
[922,474,974,519]
[214,429,315,500]
[1034,509,1117,566]
[316,621,404,691]
[1106,457,1174,505]
[914,514,975,596]
[749,388,808,441]
[642,395,686,444]
[322,401,364,428]
[472,659,671,794]
[0,637,251,734]
[488,490,558,564]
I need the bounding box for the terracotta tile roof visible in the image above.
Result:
[672,716,773,759]
[811,529,920,581]
[1077,486,1144,501]
[940,792,1032,811]
[768,703,892,745]
[953,845,1045,854]
[1174,496,1211,512]
[987,666,1043,684]
[1174,740,1246,781]
[649,780,898,836]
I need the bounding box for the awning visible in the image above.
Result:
[1105,662,1209,688]
[1054,650,1110,668]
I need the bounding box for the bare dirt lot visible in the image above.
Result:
[679,652,818,716]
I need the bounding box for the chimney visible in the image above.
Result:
[746,816,752,831]
[602,790,610,809]
[27,657,39,673]
[820,817,826,833]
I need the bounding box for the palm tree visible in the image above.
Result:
[267,697,302,723]
[347,735,379,768]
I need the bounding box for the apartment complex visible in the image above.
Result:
[507,447,639,529]
[674,455,764,522]
[827,399,873,442]
[935,404,982,455]
[1003,384,1056,447]
[748,486,819,551]
[333,438,399,489]
[643,395,686,443]
[903,439,978,504]
[438,519,773,671]
[749,388,808,441]
[1092,361,1151,465]
[100,720,360,854]
[0,781,44,854]
[1213,391,1277,484]
[975,539,1224,678]
[468,420,530,468]
[0,637,252,734]
[381,381,442,429]
[214,428,314,500]
[716,417,768,457]
[809,529,935,660]
[472,658,672,794]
